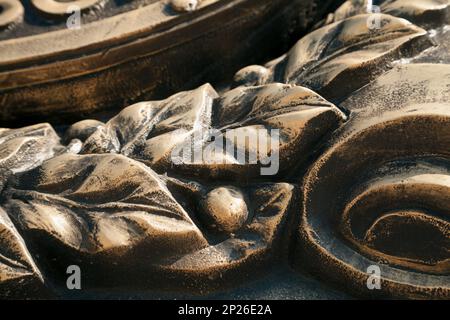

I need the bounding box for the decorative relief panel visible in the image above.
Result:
[0,0,449,299]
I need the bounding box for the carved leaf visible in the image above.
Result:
[327,0,450,27]
[0,123,60,187]
[3,153,208,260]
[168,83,346,178]
[77,83,345,180]
[0,207,41,281]
[81,84,218,155]
[234,14,432,102]
[0,206,46,298]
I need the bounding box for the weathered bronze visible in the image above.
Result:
[0,0,340,126]
[0,0,449,299]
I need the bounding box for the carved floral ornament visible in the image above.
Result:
[0,0,449,299]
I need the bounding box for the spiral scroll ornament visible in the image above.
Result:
[0,0,23,28]
[296,64,450,299]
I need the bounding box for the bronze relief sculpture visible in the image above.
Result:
[0,0,449,299]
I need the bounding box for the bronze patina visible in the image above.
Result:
[0,0,449,299]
